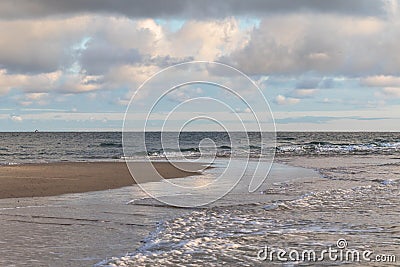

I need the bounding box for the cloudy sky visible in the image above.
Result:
[1,0,400,131]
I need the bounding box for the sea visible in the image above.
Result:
[0,132,399,266]
[1,132,400,164]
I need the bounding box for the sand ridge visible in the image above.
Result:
[0,161,206,199]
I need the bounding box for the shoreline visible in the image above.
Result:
[0,161,206,199]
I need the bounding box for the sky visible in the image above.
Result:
[1,0,400,131]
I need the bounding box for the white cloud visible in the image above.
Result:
[0,69,102,94]
[275,95,300,105]
[234,107,252,113]
[361,75,400,87]
[292,89,319,97]
[0,15,251,100]
[0,2,399,131]
[168,18,248,60]
[381,87,400,98]
[0,16,92,74]
[361,75,400,99]
[10,115,23,122]
[168,87,204,103]
[226,13,399,76]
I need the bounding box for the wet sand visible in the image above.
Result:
[0,161,319,266]
[0,162,205,199]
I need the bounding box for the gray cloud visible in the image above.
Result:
[0,0,386,20]
[225,13,400,76]
[80,41,142,75]
[0,18,87,74]
[295,77,322,89]
[147,55,195,68]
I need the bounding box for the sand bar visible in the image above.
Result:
[0,161,206,199]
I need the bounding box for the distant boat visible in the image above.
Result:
[34,129,39,133]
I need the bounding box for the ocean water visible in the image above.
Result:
[0,132,399,266]
[0,132,399,164]
[98,156,399,267]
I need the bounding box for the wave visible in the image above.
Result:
[180,147,200,152]
[277,136,296,141]
[122,145,266,159]
[121,141,400,159]
[98,179,399,267]
[2,132,399,164]
[305,141,334,146]
[99,142,123,148]
[0,162,21,166]
[276,141,400,155]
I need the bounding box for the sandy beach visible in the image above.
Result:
[0,161,205,199]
